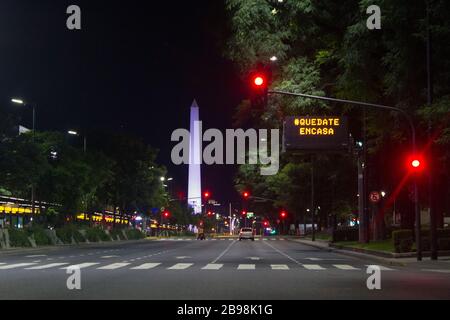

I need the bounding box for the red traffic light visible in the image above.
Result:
[203,191,210,198]
[241,210,247,216]
[163,211,170,218]
[242,191,250,199]
[263,221,269,227]
[253,75,265,87]
[280,211,287,219]
[207,211,213,216]
[407,155,424,172]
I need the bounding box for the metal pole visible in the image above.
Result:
[311,156,315,241]
[268,89,421,260]
[426,0,437,261]
[31,104,36,216]
[83,135,87,154]
[229,203,232,235]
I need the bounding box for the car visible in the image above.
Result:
[239,227,254,241]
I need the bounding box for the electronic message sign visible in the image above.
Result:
[283,116,349,151]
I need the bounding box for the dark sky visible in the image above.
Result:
[0,0,244,204]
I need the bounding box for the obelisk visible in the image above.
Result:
[187,100,202,214]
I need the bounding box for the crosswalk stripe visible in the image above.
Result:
[238,264,255,270]
[0,263,6,265]
[167,263,193,270]
[333,264,360,270]
[263,238,268,241]
[61,263,100,269]
[303,264,326,270]
[131,263,161,270]
[270,239,276,241]
[97,263,130,270]
[202,264,223,270]
[25,263,69,270]
[254,238,260,241]
[270,264,289,270]
[228,239,234,241]
[280,238,285,241]
[0,263,37,270]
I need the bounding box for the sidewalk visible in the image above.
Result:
[292,238,450,268]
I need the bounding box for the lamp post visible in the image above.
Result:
[12,98,36,217]
[67,130,87,153]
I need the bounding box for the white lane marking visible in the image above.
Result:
[97,263,130,270]
[167,263,193,270]
[26,263,69,270]
[305,257,323,261]
[365,265,396,271]
[211,239,237,264]
[0,263,37,270]
[303,264,326,270]
[333,264,360,270]
[26,255,47,258]
[221,239,226,241]
[131,263,161,270]
[61,263,100,269]
[422,269,450,274]
[270,239,277,241]
[176,256,191,260]
[262,240,302,265]
[202,264,223,270]
[0,263,5,265]
[238,264,255,270]
[101,255,119,259]
[248,257,260,261]
[255,239,260,241]
[271,264,289,270]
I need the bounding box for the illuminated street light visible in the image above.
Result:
[68,130,78,135]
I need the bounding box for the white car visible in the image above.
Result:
[239,228,255,241]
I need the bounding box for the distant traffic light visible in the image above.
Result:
[252,75,266,88]
[280,211,287,219]
[163,210,170,218]
[207,210,213,217]
[408,155,424,172]
[242,191,250,199]
[241,210,247,216]
[263,221,269,227]
[203,191,210,198]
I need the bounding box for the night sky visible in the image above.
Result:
[0,0,244,204]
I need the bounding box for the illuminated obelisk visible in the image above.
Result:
[187,100,202,214]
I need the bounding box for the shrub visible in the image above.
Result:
[27,226,51,246]
[438,238,450,251]
[56,225,86,244]
[84,227,110,242]
[393,229,413,253]
[110,229,126,241]
[399,239,413,253]
[125,229,145,240]
[333,227,358,242]
[8,228,31,247]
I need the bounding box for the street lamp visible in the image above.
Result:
[12,98,36,216]
[67,130,87,153]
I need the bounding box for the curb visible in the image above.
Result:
[290,239,407,267]
[0,238,149,255]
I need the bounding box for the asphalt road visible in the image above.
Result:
[0,237,449,300]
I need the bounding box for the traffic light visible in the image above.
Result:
[203,191,210,199]
[242,191,250,199]
[263,221,269,227]
[241,210,247,216]
[163,210,170,218]
[280,210,287,219]
[249,63,271,109]
[207,210,213,217]
[407,155,424,173]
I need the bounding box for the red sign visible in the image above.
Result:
[369,191,381,203]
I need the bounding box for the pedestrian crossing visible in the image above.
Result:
[0,261,397,272]
[156,238,290,241]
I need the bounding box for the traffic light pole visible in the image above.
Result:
[268,90,422,261]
